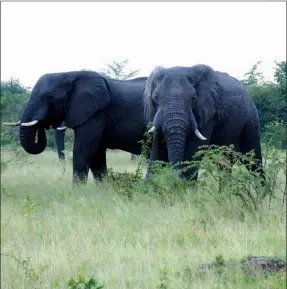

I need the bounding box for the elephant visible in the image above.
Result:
[4,70,148,184]
[54,121,137,162]
[143,64,265,183]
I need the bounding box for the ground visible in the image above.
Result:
[1,148,286,289]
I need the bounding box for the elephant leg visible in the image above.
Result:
[89,147,107,181]
[55,127,66,161]
[182,123,214,181]
[72,113,106,185]
[146,132,168,179]
[239,122,265,184]
[58,150,65,161]
[72,149,90,184]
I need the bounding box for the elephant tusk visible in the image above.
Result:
[56,126,67,130]
[148,125,156,134]
[3,120,21,127]
[21,120,39,127]
[194,129,207,141]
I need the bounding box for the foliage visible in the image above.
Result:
[1,146,285,288]
[157,265,171,289]
[106,129,286,214]
[1,253,48,289]
[68,272,104,289]
[274,60,286,97]
[241,61,286,138]
[191,144,285,212]
[1,144,33,174]
[262,120,286,150]
[99,58,140,80]
[241,61,265,86]
[106,126,153,201]
[1,78,30,145]
[23,194,36,217]
[1,77,30,94]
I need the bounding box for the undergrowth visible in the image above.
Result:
[106,130,286,214]
[1,127,286,289]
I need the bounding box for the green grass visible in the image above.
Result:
[1,147,286,289]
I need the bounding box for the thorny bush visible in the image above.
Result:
[107,128,286,212]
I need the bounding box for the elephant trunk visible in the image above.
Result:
[165,131,187,165]
[19,101,47,154]
[163,111,189,165]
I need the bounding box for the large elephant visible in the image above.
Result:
[143,64,265,181]
[4,71,147,184]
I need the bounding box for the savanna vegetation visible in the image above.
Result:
[1,60,286,288]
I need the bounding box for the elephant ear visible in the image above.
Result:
[143,66,165,125]
[65,75,110,128]
[188,64,222,128]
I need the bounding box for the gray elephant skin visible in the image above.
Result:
[13,70,147,184]
[143,64,265,181]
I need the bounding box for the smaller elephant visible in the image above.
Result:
[143,64,265,183]
[4,70,148,184]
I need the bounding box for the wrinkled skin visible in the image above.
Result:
[143,64,265,182]
[17,70,147,184]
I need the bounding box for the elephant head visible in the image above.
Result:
[4,71,110,154]
[143,64,221,165]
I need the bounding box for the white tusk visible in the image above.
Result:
[3,121,21,127]
[148,125,156,134]
[56,126,67,130]
[21,120,39,127]
[194,129,207,140]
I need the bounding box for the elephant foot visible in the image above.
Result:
[72,173,88,186]
[92,171,107,182]
[58,151,65,161]
[145,171,153,180]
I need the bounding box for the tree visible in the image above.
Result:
[1,77,30,95]
[241,61,265,86]
[241,61,286,135]
[100,59,140,80]
[1,79,31,145]
[273,60,286,100]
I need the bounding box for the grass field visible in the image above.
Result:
[1,147,286,289]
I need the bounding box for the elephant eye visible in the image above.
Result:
[190,94,197,108]
[153,92,159,103]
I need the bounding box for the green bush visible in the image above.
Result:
[105,135,286,215]
[262,120,286,150]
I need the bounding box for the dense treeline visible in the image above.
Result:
[241,61,286,149]
[1,61,286,150]
[241,61,286,132]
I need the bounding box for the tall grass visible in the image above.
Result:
[1,145,286,289]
